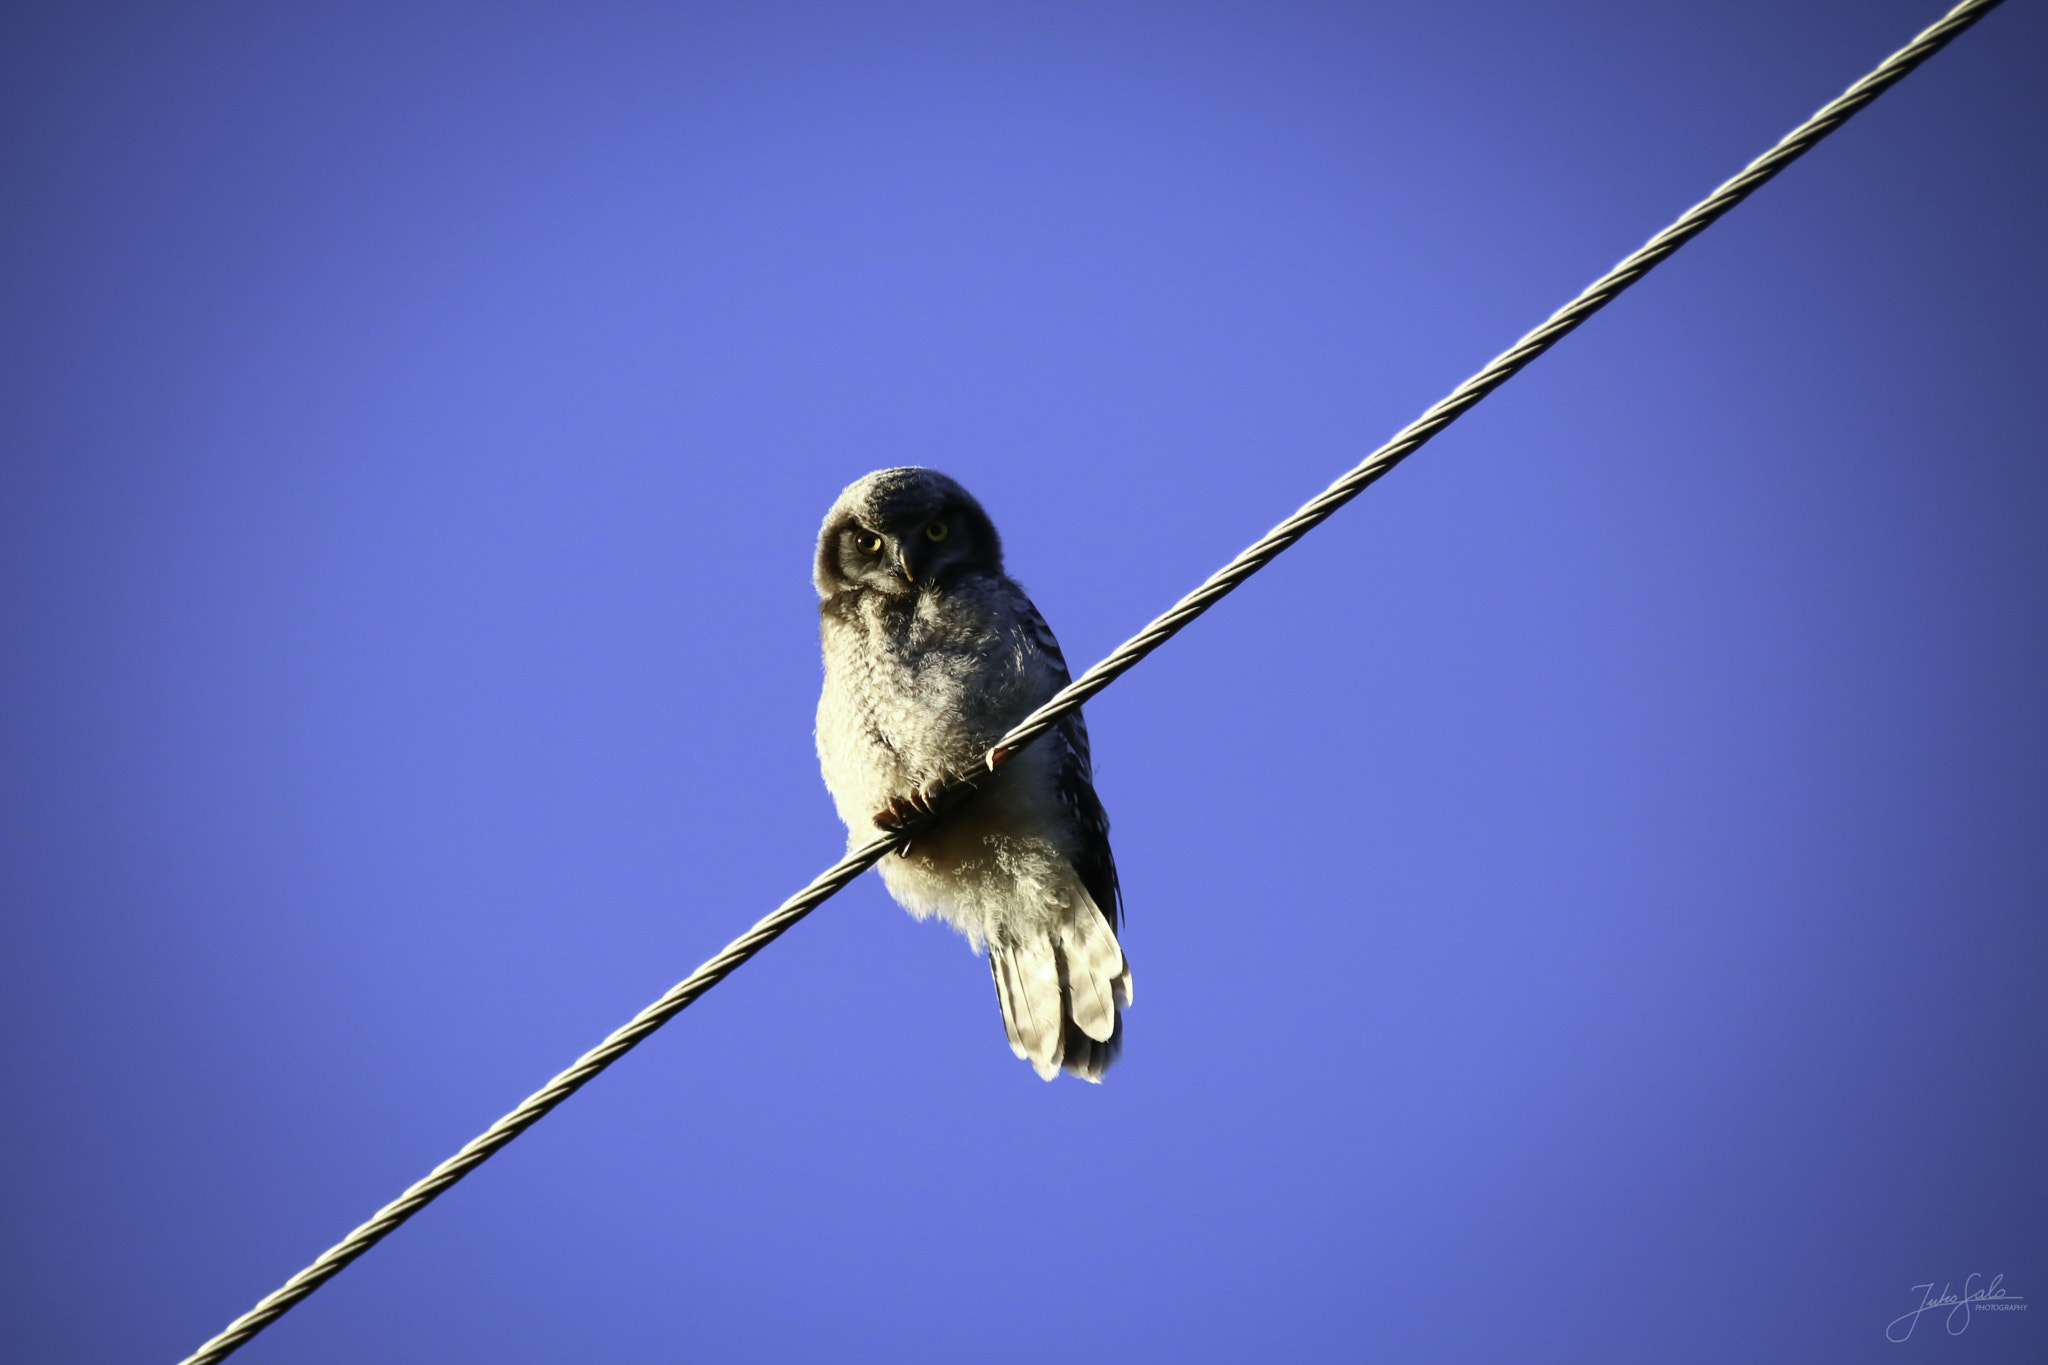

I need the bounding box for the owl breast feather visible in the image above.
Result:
[815,575,1060,833]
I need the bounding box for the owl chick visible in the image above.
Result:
[814,467,1131,1081]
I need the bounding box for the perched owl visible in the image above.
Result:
[814,467,1131,1081]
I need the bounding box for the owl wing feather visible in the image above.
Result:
[1016,591,1121,932]
[993,591,1132,1080]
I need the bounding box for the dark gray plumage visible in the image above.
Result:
[814,467,1130,1081]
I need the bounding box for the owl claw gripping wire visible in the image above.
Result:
[872,786,944,856]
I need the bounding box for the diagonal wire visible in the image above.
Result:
[176,2,2004,1360]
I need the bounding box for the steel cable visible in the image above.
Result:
[176,2,2004,1359]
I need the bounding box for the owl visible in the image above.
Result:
[814,467,1131,1081]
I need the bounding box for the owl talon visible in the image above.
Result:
[873,786,942,831]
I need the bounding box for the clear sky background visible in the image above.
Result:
[3,2,2043,1361]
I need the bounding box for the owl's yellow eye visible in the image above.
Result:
[923,520,949,543]
[854,531,884,555]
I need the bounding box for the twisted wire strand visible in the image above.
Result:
[176,2,2003,1360]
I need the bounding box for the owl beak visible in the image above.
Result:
[895,547,921,584]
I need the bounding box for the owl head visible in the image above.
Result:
[814,467,1004,599]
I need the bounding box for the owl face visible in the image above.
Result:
[814,467,1004,599]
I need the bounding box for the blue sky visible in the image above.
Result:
[3,2,2043,1361]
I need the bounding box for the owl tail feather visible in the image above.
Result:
[988,898,1131,1083]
